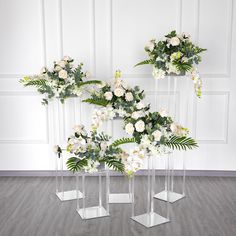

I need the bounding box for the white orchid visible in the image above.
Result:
[152,67,166,80]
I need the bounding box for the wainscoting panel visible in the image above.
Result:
[0,0,235,171]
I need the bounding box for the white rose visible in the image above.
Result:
[145,41,155,52]
[159,108,168,117]
[152,130,162,141]
[104,91,113,100]
[152,67,166,80]
[58,69,68,79]
[125,92,133,102]
[136,102,145,110]
[131,111,141,120]
[135,120,145,132]
[58,60,66,68]
[125,123,134,135]
[114,87,125,97]
[170,36,180,46]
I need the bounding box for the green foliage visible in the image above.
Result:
[164,135,198,151]
[100,156,124,172]
[66,157,88,173]
[172,61,192,73]
[77,80,101,88]
[20,57,102,105]
[22,79,47,88]
[111,137,136,147]
[134,59,153,67]
[82,98,109,107]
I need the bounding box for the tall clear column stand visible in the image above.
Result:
[131,155,170,228]
[154,75,191,203]
[106,118,133,204]
[53,97,83,201]
[76,170,109,219]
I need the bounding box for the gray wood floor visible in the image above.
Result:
[0,176,236,236]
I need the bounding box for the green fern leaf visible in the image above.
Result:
[23,79,47,87]
[101,157,124,172]
[82,98,109,107]
[66,157,87,173]
[134,59,153,67]
[164,135,198,151]
[77,80,101,88]
[111,137,136,147]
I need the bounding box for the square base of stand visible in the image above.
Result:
[77,206,109,219]
[131,212,169,228]
[154,190,185,203]
[109,193,133,204]
[56,190,84,201]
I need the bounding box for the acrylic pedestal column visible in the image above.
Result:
[76,170,109,219]
[131,155,170,228]
[52,97,83,201]
[153,76,191,203]
[106,118,133,204]
[55,151,84,201]
[154,154,186,203]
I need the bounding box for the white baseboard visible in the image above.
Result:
[0,170,236,177]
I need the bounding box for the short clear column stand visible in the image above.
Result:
[154,75,191,203]
[76,170,110,219]
[106,118,133,204]
[131,155,170,228]
[53,97,83,201]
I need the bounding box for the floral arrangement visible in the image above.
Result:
[20,56,101,104]
[135,30,206,97]
[124,109,197,156]
[84,70,150,130]
[66,124,135,173]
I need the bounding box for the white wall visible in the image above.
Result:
[0,0,235,171]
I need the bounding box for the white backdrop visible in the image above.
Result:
[0,0,235,171]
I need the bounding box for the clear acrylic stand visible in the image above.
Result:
[106,118,133,204]
[53,97,83,201]
[154,75,191,203]
[131,155,170,228]
[76,170,110,219]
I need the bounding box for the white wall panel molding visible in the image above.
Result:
[0,91,49,144]
[0,0,47,77]
[197,0,233,78]
[193,91,230,144]
[59,0,96,77]
[111,0,183,78]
